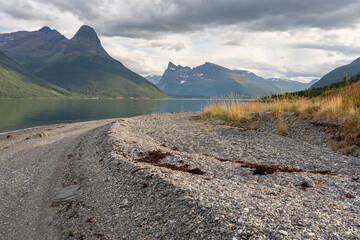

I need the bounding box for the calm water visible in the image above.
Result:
[0,99,211,133]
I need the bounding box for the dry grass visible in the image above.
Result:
[202,82,360,149]
[275,121,288,136]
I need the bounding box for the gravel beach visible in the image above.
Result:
[0,112,359,239]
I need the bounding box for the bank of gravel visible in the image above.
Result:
[1,112,359,239]
[70,112,358,239]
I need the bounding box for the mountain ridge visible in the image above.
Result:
[63,25,110,58]
[266,78,318,92]
[0,26,167,98]
[157,62,279,98]
[311,58,360,88]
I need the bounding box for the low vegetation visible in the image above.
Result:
[201,80,360,151]
[275,120,288,136]
[264,73,360,100]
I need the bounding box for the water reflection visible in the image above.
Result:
[0,99,210,133]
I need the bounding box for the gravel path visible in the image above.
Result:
[0,112,359,239]
[0,119,115,239]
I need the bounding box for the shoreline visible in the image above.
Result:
[0,98,254,135]
[0,112,359,239]
[0,118,120,136]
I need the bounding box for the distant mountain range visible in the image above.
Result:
[157,62,281,98]
[266,78,318,92]
[145,75,162,84]
[234,69,317,92]
[0,26,166,98]
[311,58,360,88]
[155,62,317,98]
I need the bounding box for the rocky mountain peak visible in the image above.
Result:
[166,62,191,71]
[72,25,99,43]
[38,26,52,32]
[65,25,109,57]
[168,62,177,68]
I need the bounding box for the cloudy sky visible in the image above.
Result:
[1,0,360,82]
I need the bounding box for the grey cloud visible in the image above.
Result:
[278,59,352,79]
[279,69,321,78]
[150,42,185,51]
[34,0,104,20]
[293,43,360,55]
[169,43,184,51]
[0,0,39,20]
[223,40,241,46]
[2,0,360,38]
[244,61,323,79]
[94,0,360,38]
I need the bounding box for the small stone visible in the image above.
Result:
[305,232,315,238]
[232,237,238,240]
[225,224,234,229]
[279,230,288,236]
[243,208,249,213]
[52,185,80,204]
[293,232,302,239]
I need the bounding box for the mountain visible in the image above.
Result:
[307,79,319,86]
[231,70,318,92]
[0,26,68,69]
[265,78,316,92]
[311,58,360,88]
[157,62,279,98]
[145,75,162,84]
[0,26,166,98]
[0,51,70,98]
[233,70,267,83]
[62,25,109,58]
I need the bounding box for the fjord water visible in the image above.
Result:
[0,99,210,133]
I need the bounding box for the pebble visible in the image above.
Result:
[279,230,288,236]
[52,185,80,204]
[305,232,315,238]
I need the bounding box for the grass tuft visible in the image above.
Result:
[275,121,288,136]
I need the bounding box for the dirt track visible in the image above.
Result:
[0,119,115,239]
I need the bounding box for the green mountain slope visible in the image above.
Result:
[157,62,279,98]
[36,54,166,98]
[0,51,71,98]
[0,25,167,99]
[311,58,360,88]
